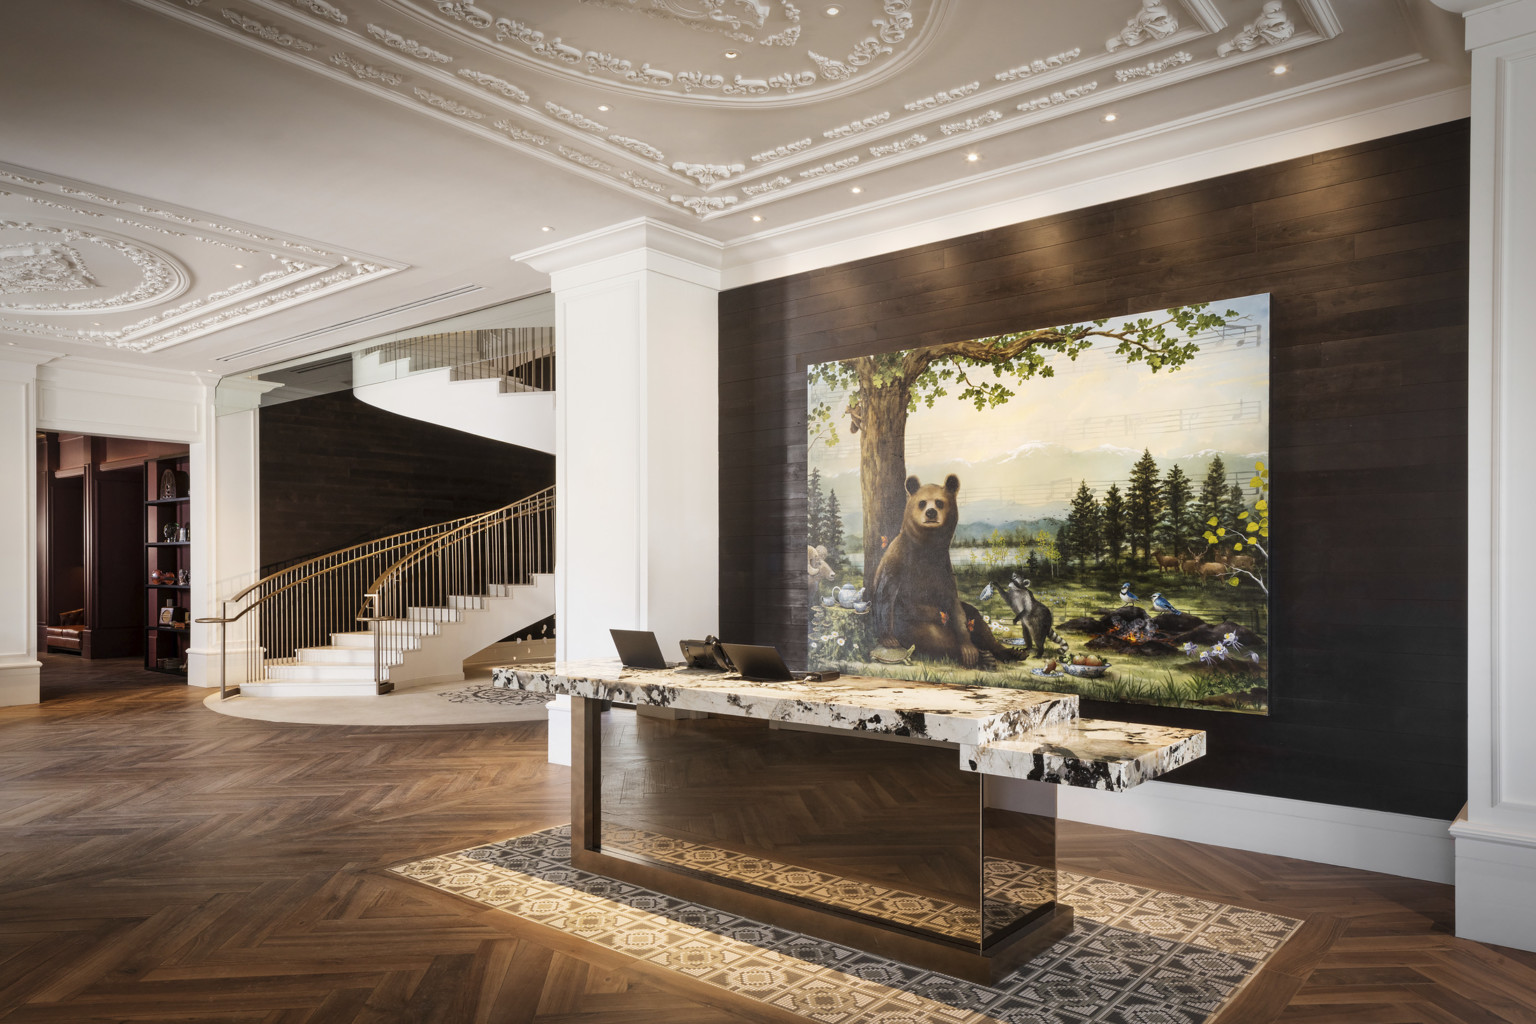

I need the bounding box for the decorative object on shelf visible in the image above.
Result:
[159,602,176,625]
[177,568,190,586]
[177,525,189,542]
[162,522,179,542]
[159,469,177,499]
[158,657,178,671]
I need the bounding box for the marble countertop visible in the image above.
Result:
[493,659,1204,791]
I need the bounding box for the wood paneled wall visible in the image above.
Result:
[259,391,553,573]
[719,121,1470,820]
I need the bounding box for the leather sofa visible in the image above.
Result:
[45,608,85,653]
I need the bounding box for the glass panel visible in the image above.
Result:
[981,804,1059,947]
[596,707,985,946]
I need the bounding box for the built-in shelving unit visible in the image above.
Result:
[144,454,191,674]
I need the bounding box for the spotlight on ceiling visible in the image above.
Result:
[851,186,862,193]
[1102,112,1117,122]
[825,4,840,12]
[541,225,554,232]
[724,50,739,58]
[597,104,610,111]
[1272,64,1288,75]
[966,152,980,162]
[752,215,763,222]
[234,263,244,268]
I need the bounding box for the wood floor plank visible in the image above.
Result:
[0,654,1529,1023]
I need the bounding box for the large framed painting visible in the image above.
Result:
[806,295,1271,714]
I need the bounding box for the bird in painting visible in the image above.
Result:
[1119,582,1139,605]
[1151,592,1181,615]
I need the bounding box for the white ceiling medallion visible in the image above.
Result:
[0,164,401,352]
[0,223,188,313]
[1105,1,1179,52]
[0,244,95,295]
[1219,2,1295,56]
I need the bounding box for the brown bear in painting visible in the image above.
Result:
[869,474,1012,669]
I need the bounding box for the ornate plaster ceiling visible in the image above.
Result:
[0,0,1466,371]
[0,162,402,353]
[124,0,1381,221]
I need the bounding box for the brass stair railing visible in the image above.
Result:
[358,486,554,684]
[197,487,553,698]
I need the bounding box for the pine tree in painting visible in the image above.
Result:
[1066,481,1102,568]
[807,467,825,550]
[1101,483,1128,566]
[1126,449,1163,563]
[1159,464,1196,557]
[823,489,846,568]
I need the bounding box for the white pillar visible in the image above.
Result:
[0,352,47,706]
[515,219,723,764]
[185,377,270,688]
[1440,0,1536,953]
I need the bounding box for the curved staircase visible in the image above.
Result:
[202,488,554,698]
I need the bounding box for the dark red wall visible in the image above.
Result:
[718,120,1470,820]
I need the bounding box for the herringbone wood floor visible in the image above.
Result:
[1,656,1533,1023]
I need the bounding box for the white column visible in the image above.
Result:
[1440,0,1536,953]
[0,351,48,706]
[185,377,270,688]
[516,219,723,764]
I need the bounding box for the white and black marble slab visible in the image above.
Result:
[964,719,1207,792]
[492,659,1079,747]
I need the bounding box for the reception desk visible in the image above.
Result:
[494,660,1204,982]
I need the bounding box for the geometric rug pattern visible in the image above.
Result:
[392,826,1301,1024]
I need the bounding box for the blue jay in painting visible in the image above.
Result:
[1151,592,1181,615]
[1119,582,1138,605]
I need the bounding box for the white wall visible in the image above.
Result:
[0,353,46,706]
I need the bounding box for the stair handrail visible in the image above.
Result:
[196,497,543,699]
[359,485,554,685]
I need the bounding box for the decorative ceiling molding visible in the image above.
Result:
[1219,2,1295,57]
[1106,1,1180,53]
[285,0,347,23]
[367,22,453,61]
[1116,51,1194,81]
[119,0,1353,221]
[576,0,802,47]
[222,8,317,49]
[0,163,402,352]
[823,112,890,139]
[903,81,979,111]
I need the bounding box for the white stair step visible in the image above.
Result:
[240,678,393,698]
[330,631,375,649]
[297,645,375,666]
[407,607,463,622]
[265,662,384,682]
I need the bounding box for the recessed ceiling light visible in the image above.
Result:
[597,104,610,111]
[541,225,554,232]
[850,186,862,193]
[724,50,739,58]
[966,152,980,162]
[825,4,840,12]
[92,322,101,326]
[752,215,762,222]
[233,263,244,268]
[1272,64,1288,75]
[1102,112,1117,122]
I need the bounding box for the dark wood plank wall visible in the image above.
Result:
[259,390,554,573]
[718,120,1470,821]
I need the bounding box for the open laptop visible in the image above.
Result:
[719,642,836,683]
[610,628,670,669]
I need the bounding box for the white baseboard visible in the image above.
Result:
[990,776,1455,884]
[0,657,40,707]
[1451,809,1536,952]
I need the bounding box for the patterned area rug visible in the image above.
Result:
[392,826,1300,1024]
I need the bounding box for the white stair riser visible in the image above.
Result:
[241,680,392,698]
[298,647,375,666]
[266,663,390,682]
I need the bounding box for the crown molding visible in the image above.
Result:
[514,218,725,290]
